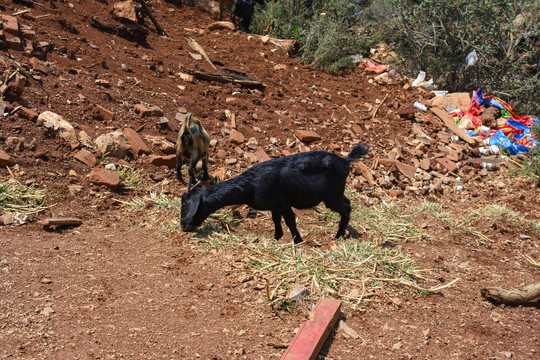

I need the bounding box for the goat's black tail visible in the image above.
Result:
[345,143,369,163]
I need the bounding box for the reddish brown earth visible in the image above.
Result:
[1,1,539,359]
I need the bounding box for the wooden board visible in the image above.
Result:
[430,106,476,145]
[281,298,342,360]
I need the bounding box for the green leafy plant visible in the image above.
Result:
[390,0,540,114]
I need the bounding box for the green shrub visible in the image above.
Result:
[252,0,368,72]
[389,0,540,114]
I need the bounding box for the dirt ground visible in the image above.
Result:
[1,1,539,359]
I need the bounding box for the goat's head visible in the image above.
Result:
[181,187,205,232]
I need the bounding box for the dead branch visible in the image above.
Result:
[206,21,236,32]
[91,17,149,43]
[481,282,540,305]
[185,68,265,88]
[39,218,83,227]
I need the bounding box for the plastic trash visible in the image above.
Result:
[479,145,501,155]
[413,102,428,112]
[478,126,491,137]
[475,162,500,171]
[412,71,426,87]
[361,60,389,74]
[465,50,478,69]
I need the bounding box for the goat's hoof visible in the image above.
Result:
[273,232,283,240]
[293,237,303,244]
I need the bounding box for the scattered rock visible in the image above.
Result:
[431,92,471,112]
[95,130,131,158]
[38,111,80,149]
[295,129,321,142]
[123,128,151,155]
[113,0,137,23]
[74,149,97,166]
[229,129,245,145]
[337,320,360,340]
[89,168,121,191]
[287,285,309,302]
[0,149,15,167]
[134,103,164,117]
[149,154,176,168]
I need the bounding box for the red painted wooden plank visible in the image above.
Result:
[281,298,342,360]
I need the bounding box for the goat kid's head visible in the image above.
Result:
[181,188,205,232]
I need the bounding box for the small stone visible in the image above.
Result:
[287,285,309,301]
[40,278,52,284]
[148,155,176,169]
[295,129,321,142]
[0,150,15,167]
[225,158,237,165]
[1,213,14,225]
[74,149,97,167]
[40,307,55,316]
[230,129,245,145]
[89,168,121,191]
[392,342,402,350]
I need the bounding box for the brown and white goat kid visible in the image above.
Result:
[176,113,210,190]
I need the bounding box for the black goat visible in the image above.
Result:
[231,0,264,33]
[181,144,369,244]
[176,113,211,190]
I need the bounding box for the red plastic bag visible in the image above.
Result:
[361,60,390,74]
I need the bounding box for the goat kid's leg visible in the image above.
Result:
[187,149,201,189]
[175,156,184,183]
[281,207,303,244]
[201,154,209,180]
[271,210,284,240]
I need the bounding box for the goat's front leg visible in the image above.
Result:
[187,150,201,190]
[281,207,303,244]
[271,210,283,240]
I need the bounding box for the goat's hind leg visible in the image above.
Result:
[271,210,284,240]
[325,196,351,239]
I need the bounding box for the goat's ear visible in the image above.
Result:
[184,192,201,220]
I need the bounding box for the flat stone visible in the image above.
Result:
[420,158,431,171]
[74,148,97,166]
[431,92,471,112]
[95,104,114,122]
[148,154,176,168]
[295,129,321,142]
[123,128,151,155]
[378,158,416,179]
[89,168,120,191]
[229,129,245,145]
[134,103,164,117]
[435,157,459,173]
[0,149,15,167]
[0,15,19,35]
[254,149,271,163]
